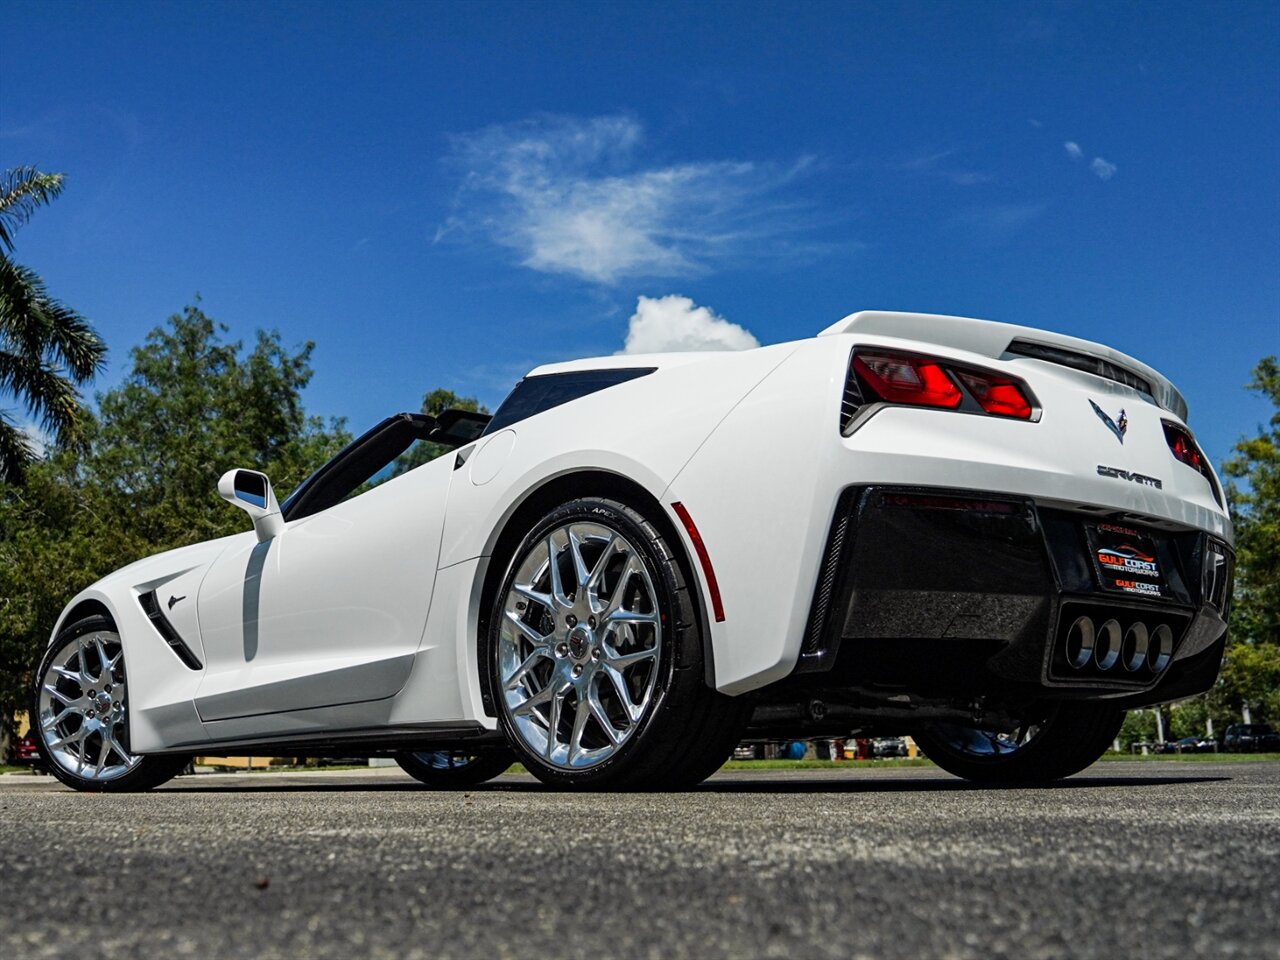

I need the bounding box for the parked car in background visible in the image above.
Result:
[1168,735,1217,754]
[10,732,47,772]
[873,737,908,758]
[1222,724,1280,753]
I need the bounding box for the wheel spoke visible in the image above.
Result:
[568,528,592,589]
[606,646,658,670]
[512,680,558,718]
[513,580,553,611]
[41,707,75,729]
[94,637,110,681]
[504,648,550,691]
[42,683,73,705]
[585,534,618,600]
[51,665,80,684]
[606,608,659,626]
[587,689,621,746]
[567,698,592,762]
[602,665,640,722]
[504,609,551,646]
[47,727,86,751]
[603,556,645,618]
[544,688,566,759]
[546,534,570,606]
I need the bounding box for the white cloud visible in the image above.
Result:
[620,295,759,354]
[440,114,817,284]
[1090,157,1118,180]
[1064,141,1084,160]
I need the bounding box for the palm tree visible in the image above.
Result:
[0,166,106,483]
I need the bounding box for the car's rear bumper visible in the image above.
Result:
[788,485,1231,706]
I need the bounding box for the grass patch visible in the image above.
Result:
[721,758,934,771]
[1101,752,1280,762]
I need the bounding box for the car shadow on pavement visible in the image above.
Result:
[154,772,1230,794]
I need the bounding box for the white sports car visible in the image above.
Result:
[33,311,1234,791]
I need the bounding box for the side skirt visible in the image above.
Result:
[149,721,502,757]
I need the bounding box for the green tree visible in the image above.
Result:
[0,304,349,751]
[0,167,106,483]
[1224,356,1280,647]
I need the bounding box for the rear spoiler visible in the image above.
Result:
[819,311,1188,422]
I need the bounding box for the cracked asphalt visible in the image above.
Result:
[1,760,1277,960]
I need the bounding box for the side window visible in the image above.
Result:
[485,368,656,432]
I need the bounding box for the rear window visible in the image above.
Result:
[485,368,655,432]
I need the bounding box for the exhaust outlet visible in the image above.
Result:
[1122,622,1149,672]
[1093,619,1122,671]
[1148,624,1174,673]
[1065,616,1095,669]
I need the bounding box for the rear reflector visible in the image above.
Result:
[671,502,725,623]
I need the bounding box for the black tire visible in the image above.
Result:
[487,497,750,790]
[31,615,190,793]
[913,702,1125,784]
[395,749,515,787]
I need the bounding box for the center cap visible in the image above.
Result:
[95,693,113,713]
[567,626,592,661]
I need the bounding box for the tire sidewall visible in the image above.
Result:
[487,497,686,787]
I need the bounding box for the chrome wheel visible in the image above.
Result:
[926,720,1045,758]
[37,630,141,782]
[497,521,662,770]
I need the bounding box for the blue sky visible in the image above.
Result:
[3,0,1278,467]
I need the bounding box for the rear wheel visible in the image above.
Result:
[913,702,1124,784]
[395,749,514,787]
[32,615,190,793]
[487,497,748,789]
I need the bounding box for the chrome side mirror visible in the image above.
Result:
[217,469,284,542]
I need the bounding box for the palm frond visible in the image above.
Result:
[0,254,106,381]
[0,167,65,254]
[0,414,37,484]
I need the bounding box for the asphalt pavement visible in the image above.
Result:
[1,760,1277,960]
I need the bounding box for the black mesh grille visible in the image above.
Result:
[839,351,864,434]
[796,488,863,672]
[139,591,203,670]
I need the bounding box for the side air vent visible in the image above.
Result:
[1006,338,1156,403]
[138,590,203,670]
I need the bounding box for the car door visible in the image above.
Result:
[192,415,454,730]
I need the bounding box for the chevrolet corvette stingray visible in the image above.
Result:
[33,311,1233,791]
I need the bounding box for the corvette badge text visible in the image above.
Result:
[1096,464,1163,489]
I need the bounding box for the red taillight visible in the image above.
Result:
[853,353,962,409]
[851,349,1035,420]
[1162,421,1222,506]
[955,371,1034,419]
[1165,425,1203,470]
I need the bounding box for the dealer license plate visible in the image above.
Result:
[1086,522,1167,600]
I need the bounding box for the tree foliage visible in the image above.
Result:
[0,304,349,732]
[0,167,107,483]
[1224,356,1280,647]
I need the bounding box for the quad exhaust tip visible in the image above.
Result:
[1063,615,1173,676]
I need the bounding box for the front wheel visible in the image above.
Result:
[32,615,190,793]
[487,497,748,790]
[913,702,1125,784]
